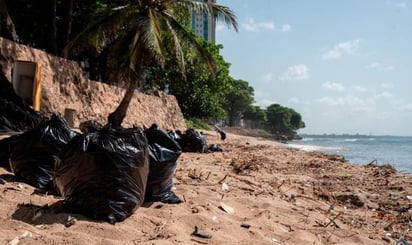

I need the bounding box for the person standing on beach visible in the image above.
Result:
[214,125,226,141]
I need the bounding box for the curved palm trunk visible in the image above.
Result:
[108,42,147,128]
[108,79,139,128]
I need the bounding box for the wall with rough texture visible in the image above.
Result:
[0,37,186,130]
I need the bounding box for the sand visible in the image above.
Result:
[0,130,411,244]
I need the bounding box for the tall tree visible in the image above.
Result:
[48,0,58,54]
[0,0,16,41]
[66,0,238,127]
[243,105,267,129]
[223,79,254,126]
[148,40,233,120]
[266,104,305,137]
[60,0,73,55]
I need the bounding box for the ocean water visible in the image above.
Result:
[287,135,412,174]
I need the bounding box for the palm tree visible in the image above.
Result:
[66,0,238,128]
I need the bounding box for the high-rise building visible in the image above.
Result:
[191,0,216,42]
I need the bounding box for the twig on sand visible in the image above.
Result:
[205,171,211,180]
[217,174,228,184]
[280,222,294,232]
[325,212,341,228]
[277,180,285,189]
[191,238,209,244]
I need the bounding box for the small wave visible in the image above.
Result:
[287,143,342,152]
[301,138,314,142]
[344,139,358,142]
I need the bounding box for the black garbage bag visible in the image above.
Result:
[144,124,182,204]
[8,114,76,192]
[208,144,223,152]
[54,125,149,224]
[0,97,44,132]
[79,120,103,133]
[0,73,44,132]
[0,134,20,171]
[176,129,208,153]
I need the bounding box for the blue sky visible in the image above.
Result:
[215,0,412,136]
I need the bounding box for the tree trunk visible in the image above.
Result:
[108,40,147,128]
[108,79,139,128]
[48,0,57,54]
[60,0,73,57]
[0,0,16,41]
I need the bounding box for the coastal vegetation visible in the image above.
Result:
[0,0,305,139]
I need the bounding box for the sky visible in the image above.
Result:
[215,0,412,136]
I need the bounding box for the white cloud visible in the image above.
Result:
[279,64,310,80]
[280,24,292,32]
[317,97,340,106]
[396,2,407,8]
[367,62,380,68]
[257,98,278,107]
[374,92,393,100]
[241,18,292,33]
[317,91,395,112]
[387,1,407,9]
[322,81,345,92]
[317,95,373,112]
[241,18,275,32]
[366,62,394,71]
[261,73,274,83]
[288,97,300,104]
[353,85,368,93]
[322,39,361,60]
[401,103,412,112]
[380,82,394,89]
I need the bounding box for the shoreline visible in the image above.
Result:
[287,134,412,175]
[0,130,411,244]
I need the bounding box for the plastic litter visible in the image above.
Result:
[240,223,251,229]
[8,114,76,192]
[176,129,207,153]
[208,143,223,152]
[191,225,212,239]
[396,238,412,245]
[221,182,229,191]
[65,215,77,227]
[0,73,44,132]
[144,124,182,204]
[0,134,20,171]
[220,202,235,214]
[54,125,149,224]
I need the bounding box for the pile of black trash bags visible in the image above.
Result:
[0,114,213,224]
[0,72,44,132]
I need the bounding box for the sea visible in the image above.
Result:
[287,135,412,174]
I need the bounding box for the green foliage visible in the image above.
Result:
[223,79,254,126]
[6,0,130,54]
[3,0,307,137]
[148,39,232,120]
[257,129,272,138]
[243,105,267,128]
[265,104,305,137]
[185,118,211,130]
[63,0,238,126]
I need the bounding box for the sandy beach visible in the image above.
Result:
[0,130,411,244]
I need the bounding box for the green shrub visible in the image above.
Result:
[185,118,211,130]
